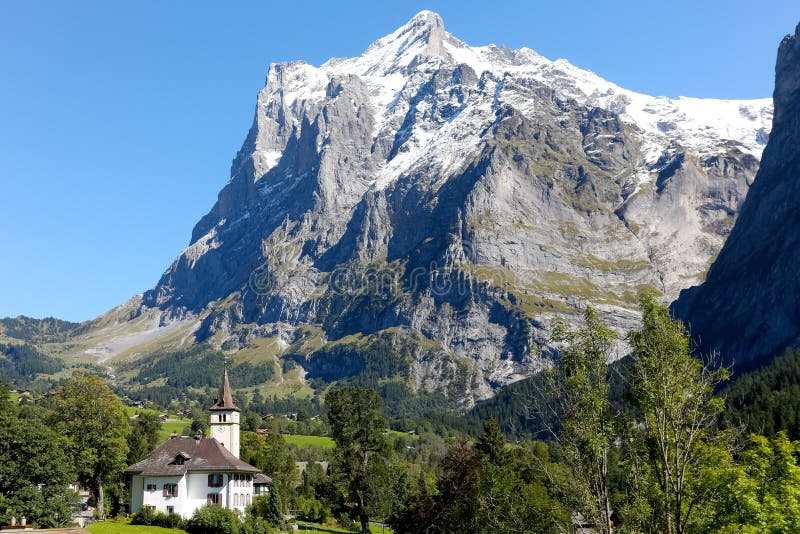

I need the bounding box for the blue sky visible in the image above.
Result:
[0,0,797,322]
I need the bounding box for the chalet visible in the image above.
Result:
[253,473,273,496]
[125,371,261,518]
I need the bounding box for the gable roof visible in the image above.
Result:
[125,437,259,476]
[253,473,273,485]
[210,369,240,412]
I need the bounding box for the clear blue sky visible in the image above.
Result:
[1,0,797,322]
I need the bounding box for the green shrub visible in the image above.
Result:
[187,505,241,534]
[130,507,156,525]
[241,514,275,534]
[294,495,330,524]
[249,493,284,527]
[131,508,187,530]
[160,512,188,530]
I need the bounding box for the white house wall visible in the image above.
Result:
[132,473,254,519]
[140,475,186,516]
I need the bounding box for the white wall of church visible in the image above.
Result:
[210,410,240,458]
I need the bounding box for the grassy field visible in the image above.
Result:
[87,520,185,534]
[284,434,336,449]
[125,407,191,442]
[296,523,392,533]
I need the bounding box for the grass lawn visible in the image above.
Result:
[158,419,190,441]
[125,407,191,442]
[87,520,185,534]
[296,523,392,533]
[284,434,336,449]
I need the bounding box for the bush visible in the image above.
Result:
[294,495,330,524]
[160,512,188,530]
[130,507,155,525]
[187,505,241,534]
[241,514,275,534]
[249,493,284,527]
[131,508,187,530]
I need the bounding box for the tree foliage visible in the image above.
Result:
[127,411,162,463]
[0,394,78,527]
[725,347,800,439]
[48,372,130,518]
[240,432,297,511]
[390,427,567,533]
[326,386,392,534]
[0,343,63,385]
[625,295,730,534]
[540,306,618,533]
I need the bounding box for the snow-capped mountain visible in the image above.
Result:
[131,11,771,403]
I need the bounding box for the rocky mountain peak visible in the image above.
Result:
[339,10,458,76]
[673,21,800,367]
[137,12,775,404]
[774,22,800,124]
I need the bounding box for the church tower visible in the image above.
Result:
[209,369,241,458]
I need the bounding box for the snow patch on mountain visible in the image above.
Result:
[257,10,771,195]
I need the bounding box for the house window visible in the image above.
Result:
[162,483,178,497]
[146,483,157,491]
[207,493,221,506]
[208,474,224,487]
[219,414,227,422]
[166,506,174,515]
[246,494,251,505]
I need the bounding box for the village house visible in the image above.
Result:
[125,371,261,518]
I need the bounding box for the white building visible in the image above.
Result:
[126,371,261,518]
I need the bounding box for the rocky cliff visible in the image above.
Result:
[673,23,800,367]
[131,12,772,403]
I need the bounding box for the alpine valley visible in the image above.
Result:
[2,11,784,408]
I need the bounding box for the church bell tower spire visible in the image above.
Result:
[209,369,241,458]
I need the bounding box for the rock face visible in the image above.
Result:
[140,11,772,403]
[673,23,800,366]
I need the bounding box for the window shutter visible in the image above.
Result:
[173,485,178,497]
[208,474,213,486]
[162,486,168,497]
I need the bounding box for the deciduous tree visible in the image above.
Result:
[0,389,78,527]
[48,372,130,518]
[626,295,730,534]
[540,307,619,533]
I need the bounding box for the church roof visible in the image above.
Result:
[125,436,259,476]
[210,369,240,412]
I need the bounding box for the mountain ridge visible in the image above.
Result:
[8,11,776,405]
[673,22,800,366]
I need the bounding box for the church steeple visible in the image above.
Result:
[209,369,241,458]
[210,369,240,412]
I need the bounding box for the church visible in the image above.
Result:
[126,371,262,518]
